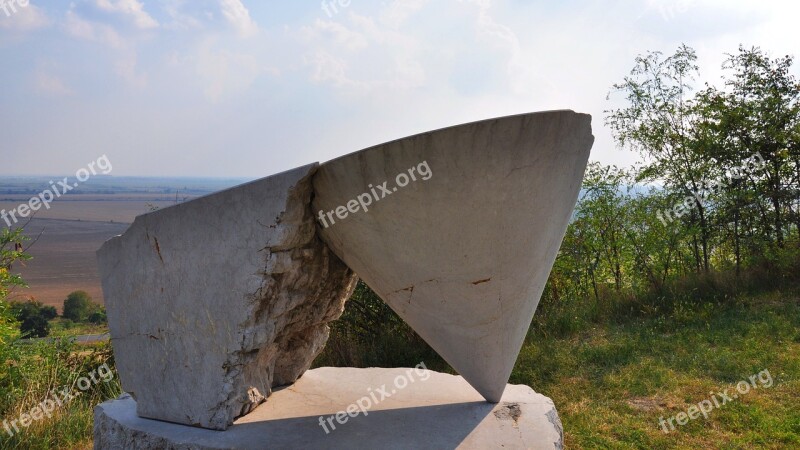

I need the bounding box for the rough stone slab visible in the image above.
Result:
[96,165,358,430]
[313,111,593,402]
[94,367,563,449]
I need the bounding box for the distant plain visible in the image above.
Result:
[1,177,246,309]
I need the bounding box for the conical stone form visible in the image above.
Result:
[313,110,593,402]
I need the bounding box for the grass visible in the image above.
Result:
[46,319,108,339]
[0,340,121,450]
[511,290,800,449]
[318,282,800,448]
[2,285,797,449]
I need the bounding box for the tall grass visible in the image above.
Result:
[319,261,800,371]
[0,339,121,450]
[531,255,800,339]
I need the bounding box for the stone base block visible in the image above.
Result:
[94,367,563,449]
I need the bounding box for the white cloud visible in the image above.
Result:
[299,7,428,95]
[162,0,203,30]
[219,0,258,37]
[63,9,149,88]
[95,0,158,29]
[305,49,425,94]
[64,10,125,48]
[115,53,148,88]
[380,0,428,28]
[195,40,261,102]
[306,51,358,88]
[0,2,50,31]
[303,19,368,51]
[34,71,73,96]
[461,0,545,95]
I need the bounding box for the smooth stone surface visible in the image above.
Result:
[96,165,358,430]
[94,367,563,449]
[313,111,593,402]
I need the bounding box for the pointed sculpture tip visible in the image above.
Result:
[476,384,506,404]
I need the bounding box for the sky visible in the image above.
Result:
[0,0,798,178]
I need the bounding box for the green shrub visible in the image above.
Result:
[63,291,94,322]
[9,300,45,322]
[39,305,58,320]
[88,309,108,325]
[10,300,55,338]
[20,314,50,338]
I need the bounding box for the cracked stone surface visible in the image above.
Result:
[94,367,563,449]
[313,110,593,403]
[96,164,358,430]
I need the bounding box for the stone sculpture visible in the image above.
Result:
[314,110,592,402]
[97,164,358,430]
[95,110,593,443]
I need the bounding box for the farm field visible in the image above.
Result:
[9,218,128,309]
[0,196,182,223]
[2,178,245,309]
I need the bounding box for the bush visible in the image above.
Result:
[20,314,49,338]
[9,300,55,338]
[63,291,93,322]
[88,309,107,325]
[40,305,58,320]
[0,299,19,345]
[10,300,45,322]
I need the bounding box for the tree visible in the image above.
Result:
[0,298,17,345]
[9,300,57,338]
[1,228,31,344]
[1,228,30,300]
[88,308,108,325]
[39,305,58,320]
[606,45,716,273]
[63,290,94,322]
[20,314,49,338]
[573,163,633,296]
[9,300,44,322]
[700,46,799,252]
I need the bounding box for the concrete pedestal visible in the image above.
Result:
[94,367,563,449]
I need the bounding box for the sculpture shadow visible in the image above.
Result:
[222,401,496,449]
